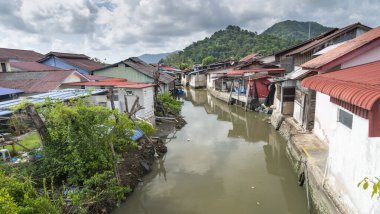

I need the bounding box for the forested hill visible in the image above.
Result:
[262,20,333,41]
[161,21,332,68]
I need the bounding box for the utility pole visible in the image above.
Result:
[154,63,160,108]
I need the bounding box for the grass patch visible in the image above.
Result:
[5,132,41,153]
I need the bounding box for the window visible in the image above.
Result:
[338,109,353,129]
[80,85,85,89]
[1,63,6,72]
[126,91,133,96]
[100,86,105,89]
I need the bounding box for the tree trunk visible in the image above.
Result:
[25,104,48,147]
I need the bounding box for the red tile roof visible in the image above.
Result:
[287,23,371,56]
[227,68,285,76]
[0,70,86,93]
[302,26,380,70]
[301,60,380,110]
[65,79,155,89]
[10,62,63,71]
[0,48,44,62]
[239,53,258,62]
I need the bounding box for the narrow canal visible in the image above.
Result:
[114,89,309,214]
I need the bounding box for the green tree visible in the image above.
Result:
[160,24,307,65]
[37,98,140,184]
[202,56,217,65]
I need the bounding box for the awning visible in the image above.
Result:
[301,61,380,110]
[284,67,312,80]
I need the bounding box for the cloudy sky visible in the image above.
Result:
[0,0,378,63]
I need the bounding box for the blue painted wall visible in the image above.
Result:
[40,56,89,74]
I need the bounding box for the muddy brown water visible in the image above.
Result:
[114,89,309,214]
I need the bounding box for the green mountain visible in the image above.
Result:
[262,20,333,41]
[162,21,332,67]
[137,51,179,64]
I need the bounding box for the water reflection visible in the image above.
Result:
[114,89,308,214]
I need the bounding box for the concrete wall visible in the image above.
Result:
[313,92,380,213]
[189,73,207,88]
[68,85,155,124]
[293,101,302,124]
[41,56,88,74]
[206,73,213,89]
[341,45,380,69]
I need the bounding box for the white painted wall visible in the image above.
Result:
[62,73,83,84]
[206,73,213,89]
[142,87,155,123]
[189,73,207,88]
[314,92,380,213]
[293,101,302,123]
[341,45,380,69]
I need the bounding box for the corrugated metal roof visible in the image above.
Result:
[0,70,87,93]
[126,57,175,84]
[39,52,106,71]
[0,87,24,96]
[239,53,258,62]
[284,67,312,80]
[287,23,371,56]
[10,61,63,71]
[65,80,155,89]
[313,42,347,56]
[92,57,176,84]
[0,89,107,116]
[0,48,44,62]
[301,60,380,110]
[302,25,380,70]
[227,68,285,75]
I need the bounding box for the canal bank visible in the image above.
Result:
[271,112,347,214]
[114,89,309,214]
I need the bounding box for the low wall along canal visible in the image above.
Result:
[114,89,309,214]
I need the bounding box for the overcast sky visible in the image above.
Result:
[0,0,378,63]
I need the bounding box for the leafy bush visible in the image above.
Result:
[158,93,182,114]
[0,169,60,214]
[37,99,137,184]
[68,171,130,213]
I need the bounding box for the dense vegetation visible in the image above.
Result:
[157,93,182,115]
[262,20,332,41]
[161,21,331,68]
[1,98,156,213]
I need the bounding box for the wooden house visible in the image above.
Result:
[272,23,371,130]
[207,56,284,108]
[91,57,175,93]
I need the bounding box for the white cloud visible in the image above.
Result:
[0,0,378,62]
